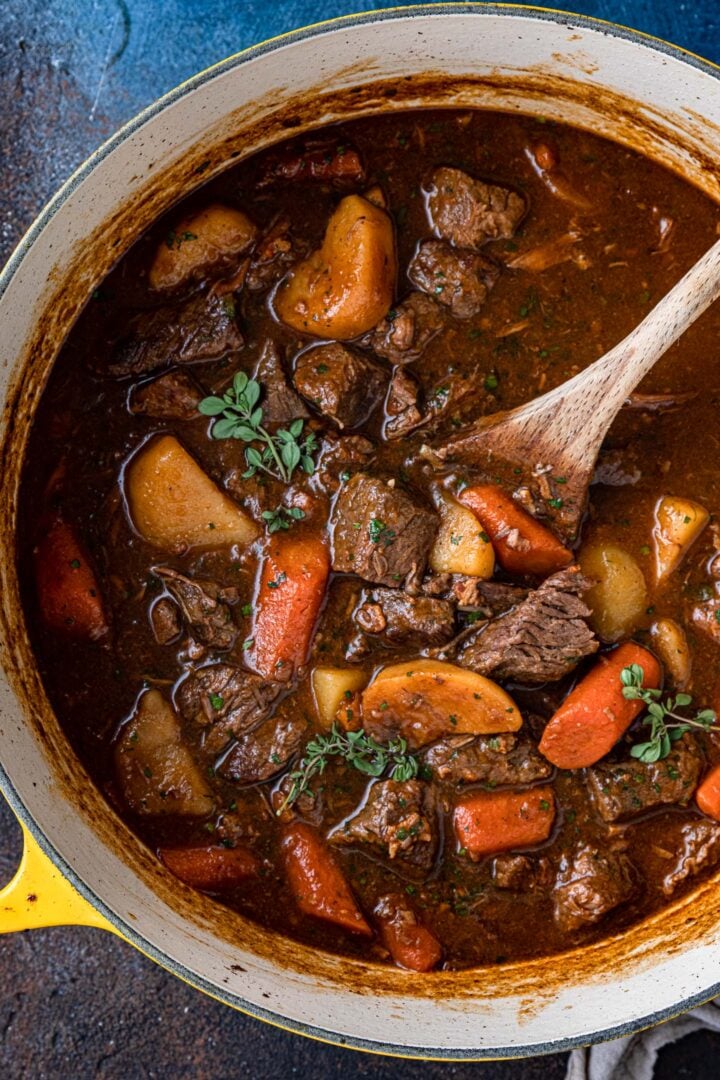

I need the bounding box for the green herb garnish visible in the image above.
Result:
[620,663,718,762]
[199,372,317,483]
[262,505,306,534]
[277,724,419,815]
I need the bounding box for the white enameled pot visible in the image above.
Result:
[1,4,720,1060]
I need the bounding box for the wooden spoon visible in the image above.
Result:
[423,237,720,540]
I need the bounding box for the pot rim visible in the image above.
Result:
[2,2,720,1061]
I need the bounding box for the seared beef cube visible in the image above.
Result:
[153,567,238,650]
[331,474,437,587]
[294,343,386,429]
[427,167,526,249]
[329,779,438,881]
[408,240,500,319]
[553,845,636,932]
[384,368,424,440]
[246,217,303,293]
[662,819,720,895]
[353,587,455,648]
[423,732,552,786]
[177,664,282,756]
[587,735,704,822]
[455,578,528,614]
[219,712,307,783]
[460,567,597,684]
[150,596,182,645]
[493,854,533,890]
[257,140,365,188]
[129,369,203,420]
[253,340,309,424]
[361,292,444,364]
[314,433,375,494]
[109,291,242,377]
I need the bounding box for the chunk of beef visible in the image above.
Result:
[329,779,438,881]
[408,240,500,319]
[553,845,636,932]
[587,735,704,822]
[423,731,552,785]
[360,292,444,364]
[176,664,282,756]
[492,854,534,890]
[352,587,455,648]
[153,567,239,650]
[218,711,307,783]
[331,474,437,587]
[246,217,303,293]
[445,577,527,615]
[150,597,182,645]
[427,167,527,249]
[314,433,375,494]
[253,340,309,424]
[662,818,720,895]
[460,567,597,684]
[109,291,242,378]
[257,140,365,188]
[129,369,203,420]
[294,343,386,429]
[384,368,424,440]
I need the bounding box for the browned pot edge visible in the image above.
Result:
[1,66,720,1009]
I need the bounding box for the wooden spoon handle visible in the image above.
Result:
[504,235,720,471]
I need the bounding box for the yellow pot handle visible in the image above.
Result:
[0,822,116,935]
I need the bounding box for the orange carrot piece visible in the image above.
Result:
[159,845,258,890]
[453,786,556,859]
[458,484,572,576]
[34,518,108,640]
[696,763,720,821]
[374,894,443,972]
[539,642,662,770]
[250,531,330,678]
[281,822,371,936]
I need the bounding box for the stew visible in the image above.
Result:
[19,108,720,972]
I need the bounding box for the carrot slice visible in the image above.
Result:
[539,642,662,770]
[458,484,572,576]
[159,845,258,890]
[249,531,330,679]
[696,763,720,821]
[454,787,555,859]
[34,518,108,640]
[281,822,371,936]
[374,893,443,972]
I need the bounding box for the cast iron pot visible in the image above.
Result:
[1,3,720,1061]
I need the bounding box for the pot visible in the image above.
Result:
[1,4,720,1060]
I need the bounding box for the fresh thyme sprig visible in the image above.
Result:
[277,724,419,815]
[620,663,718,763]
[198,372,317,484]
[262,505,306,534]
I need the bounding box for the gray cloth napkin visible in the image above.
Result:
[565,1002,720,1080]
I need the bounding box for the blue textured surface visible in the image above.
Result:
[2,2,720,1077]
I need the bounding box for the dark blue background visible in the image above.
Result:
[1,2,720,1077]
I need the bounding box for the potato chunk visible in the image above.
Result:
[578,541,647,642]
[149,203,257,291]
[125,435,259,552]
[115,690,214,816]
[652,495,709,586]
[649,617,692,690]
[312,666,369,729]
[274,195,396,339]
[362,659,521,749]
[430,492,494,578]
